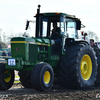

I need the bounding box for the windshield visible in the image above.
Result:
[66,19,77,39]
[42,16,66,38]
[43,18,48,37]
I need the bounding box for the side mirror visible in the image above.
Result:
[84,33,87,36]
[81,31,87,36]
[25,20,29,30]
[76,19,81,30]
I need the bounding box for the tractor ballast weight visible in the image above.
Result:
[0,5,98,91]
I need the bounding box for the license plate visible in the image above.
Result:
[8,59,16,66]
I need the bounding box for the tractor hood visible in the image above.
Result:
[11,37,51,61]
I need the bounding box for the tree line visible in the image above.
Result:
[0,30,24,49]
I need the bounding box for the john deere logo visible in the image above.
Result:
[15,48,19,51]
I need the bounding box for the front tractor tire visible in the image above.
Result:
[60,42,97,89]
[31,63,54,91]
[0,63,15,90]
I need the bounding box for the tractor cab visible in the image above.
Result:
[34,13,80,38]
[26,6,81,55]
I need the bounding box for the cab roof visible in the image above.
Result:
[38,12,76,18]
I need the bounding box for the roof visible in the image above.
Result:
[39,12,76,18]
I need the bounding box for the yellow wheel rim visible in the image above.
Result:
[44,71,50,84]
[80,54,92,80]
[4,70,11,82]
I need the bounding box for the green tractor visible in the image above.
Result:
[0,5,98,91]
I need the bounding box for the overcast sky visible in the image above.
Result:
[0,0,100,38]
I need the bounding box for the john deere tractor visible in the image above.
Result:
[0,5,98,91]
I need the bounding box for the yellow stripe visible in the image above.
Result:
[11,41,28,43]
[36,43,50,46]
[48,44,50,46]
[11,41,50,46]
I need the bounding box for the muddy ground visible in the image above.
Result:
[0,83,100,100]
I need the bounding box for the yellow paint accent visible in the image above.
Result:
[4,70,11,82]
[11,41,28,43]
[11,41,50,46]
[80,54,92,80]
[36,43,50,46]
[44,71,50,84]
[48,44,50,46]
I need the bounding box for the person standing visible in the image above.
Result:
[7,50,11,56]
[90,39,96,47]
[2,50,7,58]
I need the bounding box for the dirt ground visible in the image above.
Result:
[0,83,100,100]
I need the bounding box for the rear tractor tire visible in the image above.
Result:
[0,63,15,90]
[60,42,97,89]
[31,63,54,91]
